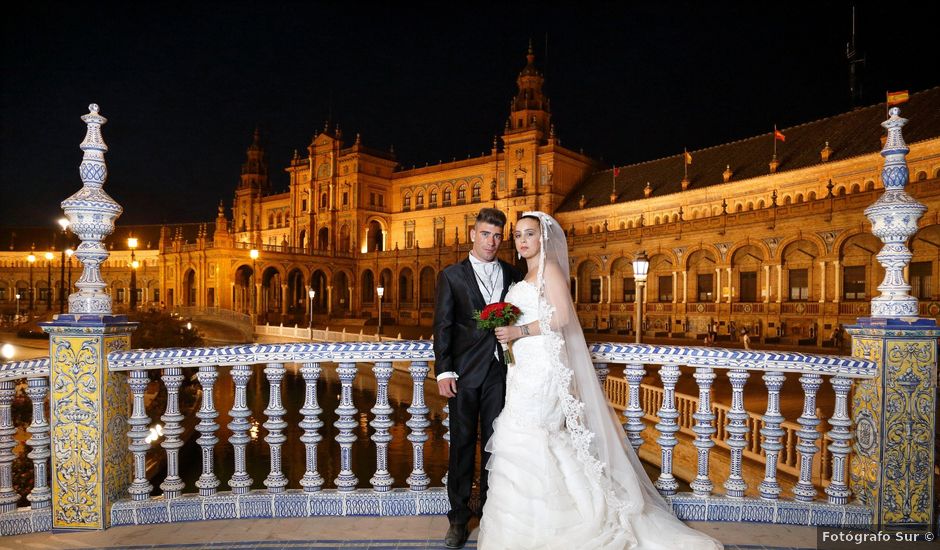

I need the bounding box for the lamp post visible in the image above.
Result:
[65,248,74,307]
[44,252,54,310]
[15,293,20,319]
[249,249,259,316]
[128,237,138,312]
[27,253,35,314]
[376,285,385,336]
[1,343,13,362]
[58,218,70,313]
[632,250,649,344]
[308,288,315,341]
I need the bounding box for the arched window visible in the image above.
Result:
[429,191,438,207]
[268,213,275,228]
[276,212,283,227]
[403,193,412,211]
[472,183,481,202]
[443,188,452,205]
[916,171,927,181]
[457,186,467,204]
[416,191,424,209]
[320,193,328,208]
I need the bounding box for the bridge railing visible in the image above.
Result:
[1,340,883,535]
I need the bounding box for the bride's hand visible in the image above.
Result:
[494,326,519,344]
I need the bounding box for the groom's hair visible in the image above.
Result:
[475,208,507,228]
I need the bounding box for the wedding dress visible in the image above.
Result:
[478,212,722,550]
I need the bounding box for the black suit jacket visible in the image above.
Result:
[433,258,523,388]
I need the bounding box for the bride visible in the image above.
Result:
[480,212,722,550]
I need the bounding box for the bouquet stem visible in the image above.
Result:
[502,342,514,365]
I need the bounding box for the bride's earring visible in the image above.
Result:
[517,251,521,259]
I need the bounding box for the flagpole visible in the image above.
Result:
[773,125,777,159]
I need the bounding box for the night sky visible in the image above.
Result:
[2,2,938,228]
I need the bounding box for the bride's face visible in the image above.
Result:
[513,217,541,260]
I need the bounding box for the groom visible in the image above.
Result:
[433,207,521,549]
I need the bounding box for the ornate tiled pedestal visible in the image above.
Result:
[41,316,136,529]
[847,317,938,532]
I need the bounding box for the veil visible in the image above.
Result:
[522,210,673,522]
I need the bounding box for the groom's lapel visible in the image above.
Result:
[498,260,515,302]
[461,259,487,310]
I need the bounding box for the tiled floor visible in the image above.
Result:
[2,516,818,550]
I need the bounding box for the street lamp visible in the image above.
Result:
[65,248,74,308]
[632,250,649,344]
[14,294,20,319]
[249,249,259,316]
[376,285,385,336]
[308,288,315,341]
[1,344,13,362]
[44,252,54,310]
[128,237,139,312]
[58,218,70,313]
[27,253,36,314]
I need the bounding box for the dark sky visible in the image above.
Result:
[2,1,937,227]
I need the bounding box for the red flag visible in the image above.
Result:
[774,129,786,142]
[887,90,909,106]
[613,167,620,177]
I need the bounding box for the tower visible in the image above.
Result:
[233,128,269,241]
[505,40,551,141]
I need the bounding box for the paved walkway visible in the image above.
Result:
[4,516,817,549]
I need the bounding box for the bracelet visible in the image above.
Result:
[520,324,530,336]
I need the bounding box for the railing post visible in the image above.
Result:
[623,362,647,452]
[370,361,394,492]
[654,363,680,496]
[758,370,786,500]
[723,368,750,498]
[0,381,18,512]
[40,104,137,530]
[793,373,821,502]
[160,367,185,499]
[195,366,220,496]
[334,362,359,491]
[126,370,152,501]
[406,360,431,491]
[24,377,51,509]
[299,362,324,492]
[263,362,288,493]
[690,366,716,497]
[847,104,940,532]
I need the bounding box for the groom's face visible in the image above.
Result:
[470,222,503,262]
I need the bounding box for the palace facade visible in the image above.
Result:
[2,48,939,345]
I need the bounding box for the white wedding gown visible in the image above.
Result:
[478,281,722,549]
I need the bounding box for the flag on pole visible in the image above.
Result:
[774,128,786,142]
[613,167,620,177]
[887,90,909,106]
[684,150,692,165]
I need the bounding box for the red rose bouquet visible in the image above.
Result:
[473,302,522,364]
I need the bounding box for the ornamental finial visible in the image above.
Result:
[60,104,123,315]
[865,106,925,318]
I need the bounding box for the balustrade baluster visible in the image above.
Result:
[654,364,680,496]
[126,370,151,501]
[227,365,253,494]
[370,361,394,492]
[263,362,288,493]
[334,362,359,491]
[723,369,750,498]
[195,365,220,496]
[161,367,185,498]
[406,360,430,491]
[623,363,646,452]
[825,376,852,504]
[441,403,450,486]
[595,362,609,386]
[758,370,786,500]
[0,381,17,512]
[23,377,51,509]
[690,367,716,497]
[299,362,324,492]
[793,373,822,502]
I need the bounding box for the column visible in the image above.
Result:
[672,272,678,303]
[714,268,721,304]
[599,276,605,304]
[607,275,612,304]
[327,285,333,315]
[833,260,841,303]
[725,267,732,303]
[682,271,688,303]
[776,265,783,303]
[255,282,262,315]
[280,283,288,314]
[40,104,136,530]
[819,261,826,303]
[763,265,771,303]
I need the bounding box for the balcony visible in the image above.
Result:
[0,340,884,539]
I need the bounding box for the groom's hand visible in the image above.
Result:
[438,378,457,398]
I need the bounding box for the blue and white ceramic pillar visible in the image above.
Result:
[40,104,136,529]
[847,106,939,533]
